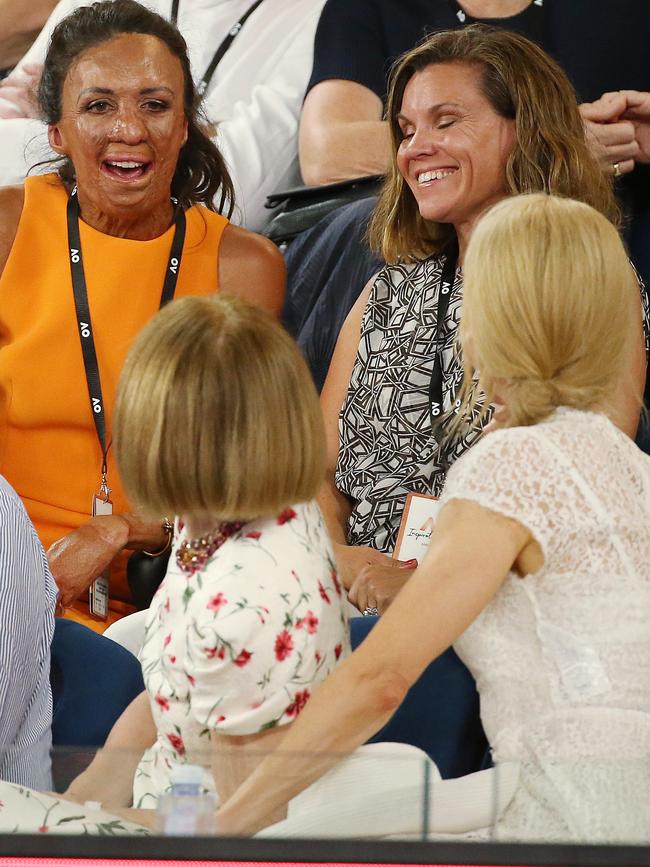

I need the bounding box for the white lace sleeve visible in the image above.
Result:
[439,425,567,566]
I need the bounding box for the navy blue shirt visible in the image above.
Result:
[307,0,650,102]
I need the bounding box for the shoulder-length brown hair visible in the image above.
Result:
[114,295,326,524]
[369,25,618,263]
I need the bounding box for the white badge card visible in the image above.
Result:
[89,494,112,620]
[393,493,442,563]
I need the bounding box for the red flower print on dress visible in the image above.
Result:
[167,733,186,756]
[217,714,226,723]
[318,581,331,604]
[38,825,49,833]
[207,592,227,612]
[234,649,253,667]
[155,694,170,712]
[277,507,297,525]
[331,570,342,596]
[245,530,262,540]
[275,629,293,662]
[315,651,322,664]
[163,633,172,648]
[170,655,177,664]
[334,643,343,660]
[187,674,196,687]
[296,610,319,634]
[285,689,310,718]
[274,629,294,661]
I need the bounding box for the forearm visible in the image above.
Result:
[119,513,169,552]
[317,477,351,547]
[65,692,156,807]
[0,0,56,68]
[218,658,406,835]
[110,807,156,828]
[299,120,390,186]
[0,0,58,68]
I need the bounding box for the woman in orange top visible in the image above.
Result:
[0,0,285,629]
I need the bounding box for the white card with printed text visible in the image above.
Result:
[393,493,441,563]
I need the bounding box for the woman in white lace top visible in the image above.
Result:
[216,195,650,843]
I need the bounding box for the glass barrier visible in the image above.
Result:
[1,744,649,853]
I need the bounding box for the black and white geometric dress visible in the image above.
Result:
[336,252,488,554]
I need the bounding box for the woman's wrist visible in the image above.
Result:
[118,513,172,552]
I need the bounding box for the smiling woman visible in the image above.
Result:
[317,25,647,615]
[0,0,286,630]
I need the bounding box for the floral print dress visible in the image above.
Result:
[0,501,347,836]
[134,500,349,807]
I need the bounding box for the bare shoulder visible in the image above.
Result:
[218,223,286,318]
[0,185,25,276]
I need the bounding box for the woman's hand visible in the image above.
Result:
[348,559,417,614]
[47,515,129,608]
[333,541,413,591]
[580,92,639,176]
[617,90,650,163]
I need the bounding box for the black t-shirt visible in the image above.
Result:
[307,0,650,102]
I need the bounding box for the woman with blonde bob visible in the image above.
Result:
[215,195,650,842]
[0,294,349,834]
[322,25,648,613]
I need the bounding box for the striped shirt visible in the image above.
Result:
[0,475,56,789]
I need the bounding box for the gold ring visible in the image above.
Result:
[613,162,621,178]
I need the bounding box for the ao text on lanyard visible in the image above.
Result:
[66,186,186,497]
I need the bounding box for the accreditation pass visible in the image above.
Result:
[89,494,112,619]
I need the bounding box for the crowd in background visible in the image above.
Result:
[0,0,649,845]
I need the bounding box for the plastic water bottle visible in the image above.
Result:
[156,764,216,835]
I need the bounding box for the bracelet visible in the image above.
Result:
[143,517,173,557]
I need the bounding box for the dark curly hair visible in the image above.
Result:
[36,0,234,214]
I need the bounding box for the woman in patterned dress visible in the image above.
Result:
[0,295,349,834]
[319,25,647,613]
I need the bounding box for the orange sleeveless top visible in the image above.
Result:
[0,173,228,628]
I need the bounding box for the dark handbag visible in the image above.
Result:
[264,175,383,247]
[127,550,171,610]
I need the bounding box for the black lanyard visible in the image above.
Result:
[171,0,265,95]
[446,0,547,45]
[428,245,459,424]
[66,188,186,486]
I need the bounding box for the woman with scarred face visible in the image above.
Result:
[0,0,285,630]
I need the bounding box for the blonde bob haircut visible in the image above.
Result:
[113,295,326,523]
[369,25,618,263]
[458,193,641,430]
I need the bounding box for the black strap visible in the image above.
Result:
[429,245,459,424]
[170,0,265,96]
[66,188,186,476]
[446,0,547,45]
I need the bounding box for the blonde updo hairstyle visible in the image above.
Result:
[113,295,326,524]
[369,25,618,263]
[459,194,641,429]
